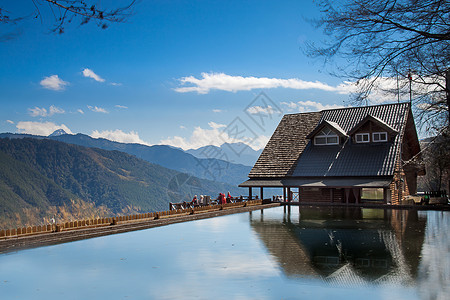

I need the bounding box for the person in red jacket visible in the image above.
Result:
[191,195,198,206]
[227,191,232,202]
[219,193,226,205]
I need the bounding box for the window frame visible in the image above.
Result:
[372,132,388,142]
[355,133,370,143]
[314,128,339,145]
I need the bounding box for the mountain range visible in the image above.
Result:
[0,137,245,229]
[186,143,262,166]
[0,132,253,187]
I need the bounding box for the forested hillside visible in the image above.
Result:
[0,133,252,187]
[50,133,252,186]
[0,138,243,229]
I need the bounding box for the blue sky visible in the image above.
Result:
[0,0,384,150]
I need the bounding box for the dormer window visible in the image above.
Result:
[314,128,338,145]
[373,132,387,142]
[355,133,369,143]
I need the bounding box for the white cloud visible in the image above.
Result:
[160,122,268,150]
[40,75,69,91]
[6,120,14,124]
[77,109,84,114]
[49,105,64,115]
[28,107,48,117]
[179,125,186,129]
[16,121,73,136]
[110,82,122,86]
[247,105,274,115]
[281,100,345,113]
[174,72,355,94]
[212,109,223,113]
[354,75,444,104]
[82,68,105,82]
[252,135,271,150]
[115,105,128,109]
[87,105,108,113]
[174,72,443,104]
[28,105,65,117]
[91,129,150,145]
[208,121,226,129]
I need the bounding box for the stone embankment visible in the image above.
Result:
[0,200,279,254]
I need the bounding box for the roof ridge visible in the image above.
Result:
[320,102,410,113]
[283,102,410,116]
[283,111,323,116]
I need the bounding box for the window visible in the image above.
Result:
[361,188,384,201]
[355,133,369,143]
[373,132,387,142]
[314,128,338,145]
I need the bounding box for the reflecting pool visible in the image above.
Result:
[0,206,449,299]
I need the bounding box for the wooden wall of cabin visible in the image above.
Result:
[351,121,396,143]
[299,188,344,203]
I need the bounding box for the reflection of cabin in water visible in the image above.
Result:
[240,103,425,204]
[250,207,426,283]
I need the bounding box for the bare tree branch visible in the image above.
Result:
[1,0,136,34]
[308,0,450,131]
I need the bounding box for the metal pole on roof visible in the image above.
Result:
[408,70,412,104]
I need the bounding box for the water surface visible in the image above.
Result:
[0,206,448,299]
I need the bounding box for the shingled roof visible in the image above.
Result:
[248,112,322,178]
[247,102,412,180]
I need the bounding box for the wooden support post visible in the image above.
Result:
[260,187,264,200]
[249,187,252,200]
[287,187,291,202]
[283,187,287,202]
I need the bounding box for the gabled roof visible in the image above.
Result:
[306,120,347,139]
[248,102,415,179]
[347,114,398,136]
[248,112,322,177]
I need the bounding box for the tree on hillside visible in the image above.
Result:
[0,0,136,35]
[308,0,450,131]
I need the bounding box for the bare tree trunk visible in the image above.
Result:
[446,70,450,122]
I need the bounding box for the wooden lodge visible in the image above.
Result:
[239,103,425,205]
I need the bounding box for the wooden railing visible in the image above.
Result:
[0,200,263,240]
[169,196,254,210]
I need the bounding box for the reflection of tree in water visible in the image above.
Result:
[418,211,450,300]
[250,207,427,287]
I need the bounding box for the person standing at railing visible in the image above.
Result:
[219,193,227,205]
[227,192,232,203]
[191,195,198,206]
